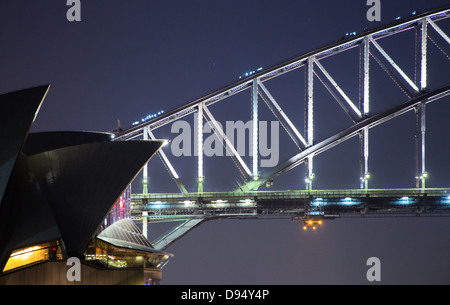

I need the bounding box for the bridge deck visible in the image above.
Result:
[131,188,450,220]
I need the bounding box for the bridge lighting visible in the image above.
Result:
[305,173,315,185]
[419,172,428,188]
[239,67,263,79]
[242,198,253,205]
[312,198,326,207]
[397,196,412,205]
[340,197,358,205]
[135,109,165,125]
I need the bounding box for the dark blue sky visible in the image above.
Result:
[2,0,450,284]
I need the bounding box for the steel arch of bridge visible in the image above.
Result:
[116,7,450,195]
[112,7,450,250]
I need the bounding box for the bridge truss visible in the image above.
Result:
[114,7,450,250]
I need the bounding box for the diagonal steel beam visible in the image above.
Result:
[257,80,307,149]
[151,217,207,250]
[147,129,188,195]
[313,58,362,120]
[428,17,450,45]
[369,50,414,99]
[201,103,252,179]
[370,37,420,93]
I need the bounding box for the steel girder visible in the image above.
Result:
[114,7,450,194]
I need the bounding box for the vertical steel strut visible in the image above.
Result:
[143,126,149,195]
[305,57,315,190]
[360,37,370,189]
[197,103,204,193]
[252,79,259,179]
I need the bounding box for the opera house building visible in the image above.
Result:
[0,85,172,285]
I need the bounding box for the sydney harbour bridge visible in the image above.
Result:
[113,7,450,251]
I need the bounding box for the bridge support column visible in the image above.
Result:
[359,128,370,189]
[360,37,370,190]
[143,126,149,196]
[305,57,315,190]
[305,156,314,191]
[197,103,204,193]
[415,102,427,189]
[252,79,259,179]
[416,17,428,91]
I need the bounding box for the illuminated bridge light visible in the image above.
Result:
[394,196,413,205]
[441,196,450,205]
[148,200,167,209]
[339,197,360,206]
[311,198,326,207]
[307,211,324,216]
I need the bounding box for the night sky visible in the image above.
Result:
[2,0,450,284]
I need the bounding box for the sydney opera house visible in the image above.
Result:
[0,85,172,285]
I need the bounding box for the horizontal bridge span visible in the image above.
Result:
[131,188,450,218]
[133,188,450,249]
